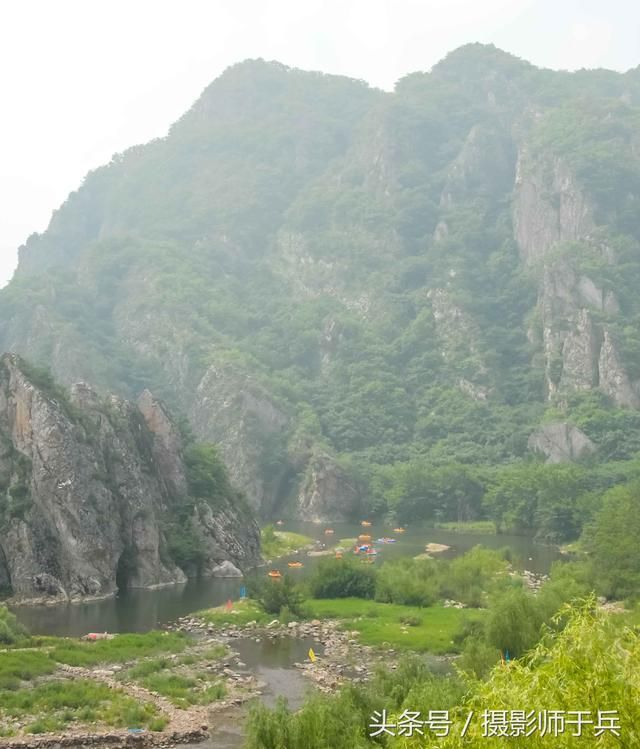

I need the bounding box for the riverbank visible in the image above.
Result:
[1,603,374,748]
[0,630,259,746]
[432,520,497,534]
[260,527,315,560]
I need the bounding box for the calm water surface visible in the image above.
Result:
[11,522,560,637]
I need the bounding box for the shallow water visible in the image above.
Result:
[231,635,321,709]
[184,637,321,749]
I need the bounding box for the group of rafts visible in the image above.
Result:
[267,521,406,578]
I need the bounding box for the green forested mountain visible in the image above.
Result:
[3,44,640,533]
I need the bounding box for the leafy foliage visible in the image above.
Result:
[249,574,306,617]
[0,606,26,646]
[247,601,640,748]
[585,481,640,599]
[309,558,377,600]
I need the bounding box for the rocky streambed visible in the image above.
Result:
[170,615,376,696]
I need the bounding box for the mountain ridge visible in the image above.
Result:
[3,43,640,531]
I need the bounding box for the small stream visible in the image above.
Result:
[191,635,323,749]
[231,635,322,709]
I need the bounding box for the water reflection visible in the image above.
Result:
[12,576,241,637]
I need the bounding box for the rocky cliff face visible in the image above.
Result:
[296,452,362,522]
[513,147,640,407]
[527,422,596,463]
[188,363,290,517]
[0,355,260,603]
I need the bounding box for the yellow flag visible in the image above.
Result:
[308,648,316,662]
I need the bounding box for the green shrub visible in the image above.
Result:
[375,558,439,607]
[250,574,306,617]
[0,606,27,645]
[309,558,376,599]
[399,614,422,627]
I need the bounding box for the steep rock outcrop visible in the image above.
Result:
[513,150,595,267]
[514,148,639,406]
[528,422,596,463]
[190,502,260,576]
[188,363,289,517]
[0,354,260,603]
[137,389,188,496]
[598,330,640,408]
[297,453,361,522]
[429,288,490,396]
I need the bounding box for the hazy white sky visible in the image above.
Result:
[1,0,639,286]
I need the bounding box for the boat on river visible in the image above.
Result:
[377,537,396,544]
[355,544,372,553]
[358,534,372,542]
[393,527,406,533]
[287,561,304,568]
[324,528,335,535]
[267,570,282,579]
[361,520,372,527]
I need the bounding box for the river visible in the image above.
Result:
[10,522,560,637]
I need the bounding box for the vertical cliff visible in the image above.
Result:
[514,144,640,407]
[0,355,260,603]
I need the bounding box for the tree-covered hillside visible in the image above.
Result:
[3,44,640,531]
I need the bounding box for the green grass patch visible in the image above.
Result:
[614,601,640,628]
[120,642,230,708]
[49,631,187,667]
[0,650,57,690]
[141,673,226,708]
[123,657,170,679]
[262,528,314,559]
[197,598,270,627]
[0,679,163,733]
[433,521,497,534]
[303,598,486,653]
